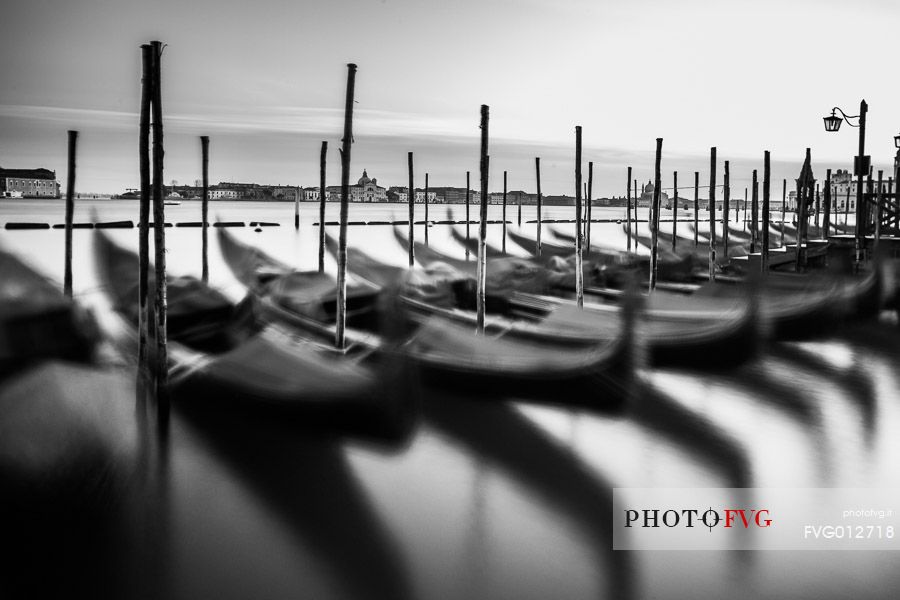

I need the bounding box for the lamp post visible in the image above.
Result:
[823,100,868,267]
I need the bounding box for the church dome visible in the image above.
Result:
[357,169,372,186]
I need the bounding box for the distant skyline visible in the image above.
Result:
[2,0,899,196]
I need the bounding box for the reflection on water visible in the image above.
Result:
[2,200,900,599]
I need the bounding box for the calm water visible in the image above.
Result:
[2,199,899,600]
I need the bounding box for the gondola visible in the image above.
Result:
[0,248,100,380]
[94,231,413,435]
[394,225,700,298]
[219,227,633,403]
[692,267,882,339]
[399,225,877,344]
[358,230,760,368]
[633,224,744,264]
[217,227,382,336]
[505,226,697,285]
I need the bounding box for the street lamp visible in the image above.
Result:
[823,110,844,132]
[824,100,868,267]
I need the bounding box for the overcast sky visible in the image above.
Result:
[2,0,899,196]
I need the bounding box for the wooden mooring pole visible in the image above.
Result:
[625,166,632,252]
[425,172,430,246]
[465,171,471,261]
[150,40,168,413]
[781,178,787,247]
[762,151,770,273]
[824,169,832,238]
[633,179,638,232]
[294,177,300,230]
[335,63,356,351]
[650,138,663,291]
[200,135,209,283]
[535,157,543,258]
[138,44,152,376]
[875,170,883,254]
[502,171,507,253]
[743,187,748,231]
[476,105,490,333]
[575,126,584,307]
[671,171,678,251]
[63,130,77,298]
[408,151,415,267]
[318,141,327,273]
[751,170,758,254]
[815,184,821,233]
[709,147,717,282]
[722,161,730,258]
[844,186,850,226]
[517,189,522,227]
[694,172,699,246]
[586,161,593,252]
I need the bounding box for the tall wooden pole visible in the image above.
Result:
[781,178,787,247]
[150,40,168,412]
[408,151,415,267]
[671,171,678,251]
[502,170,507,253]
[517,190,522,227]
[694,172,699,246]
[335,63,356,351]
[200,136,209,283]
[844,186,850,226]
[743,187,748,231]
[465,171,471,261]
[425,172,430,246]
[633,179,638,232]
[708,147,717,282]
[63,130,77,298]
[294,179,300,230]
[751,169,758,253]
[625,166,632,252]
[722,161,730,258]
[318,141,327,273]
[633,179,638,244]
[762,151,770,273]
[875,170,883,253]
[476,105,490,333]
[823,168,832,237]
[795,179,805,271]
[138,44,152,377]
[535,157,543,258]
[854,100,868,270]
[866,172,874,237]
[574,126,584,307]
[815,184,821,233]
[586,161,593,252]
[650,138,663,291]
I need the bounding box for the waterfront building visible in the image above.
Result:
[423,187,482,204]
[638,180,669,208]
[543,195,576,206]
[326,170,388,202]
[271,186,301,201]
[301,188,321,202]
[0,167,60,198]
[388,187,438,203]
[209,188,240,200]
